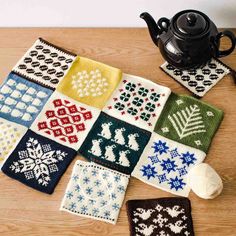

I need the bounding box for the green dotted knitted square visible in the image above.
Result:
[154,93,224,153]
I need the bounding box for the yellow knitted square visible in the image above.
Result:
[57,56,122,109]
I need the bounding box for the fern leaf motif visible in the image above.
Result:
[168,104,206,139]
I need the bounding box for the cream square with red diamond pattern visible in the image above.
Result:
[30,91,100,150]
[103,74,171,131]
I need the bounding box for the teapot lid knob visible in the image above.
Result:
[187,13,197,26]
[175,10,207,36]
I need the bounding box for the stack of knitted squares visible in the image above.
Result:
[0,38,224,226]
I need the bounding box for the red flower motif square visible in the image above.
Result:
[65,126,74,134]
[53,128,63,137]
[60,117,70,125]
[38,121,48,130]
[72,115,81,123]
[76,123,85,132]
[68,105,78,114]
[83,111,92,120]
[53,99,63,107]
[46,110,55,118]
[68,135,78,143]
[50,119,59,128]
[57,108,67,116]
[31,92,99,150]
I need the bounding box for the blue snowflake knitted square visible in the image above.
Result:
[1,129,77,194]
[60,160,129,224]
[0,72,53,127]
[132,132,206,197]
[79,112,151,175]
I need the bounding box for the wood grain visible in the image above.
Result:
[0,28,235,236]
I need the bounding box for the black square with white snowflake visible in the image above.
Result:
[79,112,151,174]
[1,129,77,194]
[126,197,194,236]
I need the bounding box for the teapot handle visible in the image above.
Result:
[214,30,235,57]
[157,17,170,32]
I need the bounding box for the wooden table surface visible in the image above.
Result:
[0,28,235,236]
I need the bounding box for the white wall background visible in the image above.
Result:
[0,0,235,27]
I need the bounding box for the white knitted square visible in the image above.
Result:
[60,160,129,224]
[132,132,206,197]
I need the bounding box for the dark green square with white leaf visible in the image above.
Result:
[154,93,223,153]
[79,112,151,174]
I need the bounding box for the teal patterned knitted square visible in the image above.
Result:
[154,93,224,153]
[79,112,151,174]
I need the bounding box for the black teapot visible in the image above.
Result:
[141,10,236,69]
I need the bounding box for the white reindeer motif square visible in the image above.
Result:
[79,112,151,174]
[126,197,194,236]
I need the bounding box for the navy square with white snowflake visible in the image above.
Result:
[1,129,77,194]
[132,132,206,196]
[79,112,151,175]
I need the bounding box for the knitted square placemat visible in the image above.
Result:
[161,58,230,97]
[1,129,76,194]
[126,197,194,236]
[79,112,151,174]
[154,93,224,153]
[13,38,76,90]
[0,117,27,169]
[0,72,53,127]
[103,74,171,131]
[132,132,206,196]
[60,160,129,224]
[57,56,122,109]
[30,91,100,151]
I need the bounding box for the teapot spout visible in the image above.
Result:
[140,12,160,47]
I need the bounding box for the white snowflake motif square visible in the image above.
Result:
[103,74,171,131]
[60,160,129,224]
[161,58,230,97]
[0,117,27,169]
[132,133,206,196]
[30,91,100,151]
[13,38,76,90]
[1,130,76,194]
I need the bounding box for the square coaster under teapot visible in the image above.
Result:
[161,58,231,97]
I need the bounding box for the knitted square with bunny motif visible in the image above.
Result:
[126,197,194,236]
[79,112,151,174]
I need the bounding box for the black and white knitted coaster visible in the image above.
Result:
[161,58,232,97]
[13,38,76,90]
[126,197,194,236]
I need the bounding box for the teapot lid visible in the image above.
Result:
[174,10,208,36]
